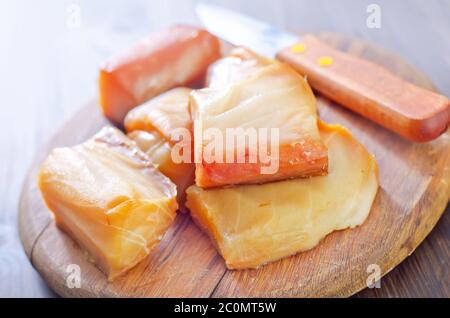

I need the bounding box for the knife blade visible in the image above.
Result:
[196,3,450,142]
[196,3,297,58]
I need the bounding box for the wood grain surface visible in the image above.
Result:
[18,33,450,298]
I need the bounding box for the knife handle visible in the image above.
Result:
[277,34,450,142]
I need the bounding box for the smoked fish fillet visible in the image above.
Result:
[38,127,178,281]
[125,87,193,140]
[190,48,328,188]
[99,25,221,124]
[186,122,379,269]
[128,130,195,211]
[125,88,195,209]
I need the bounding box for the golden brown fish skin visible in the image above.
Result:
[191,47,328,188]
[194,140,328,188]
[186,122,379,270]
[38,127,178,281]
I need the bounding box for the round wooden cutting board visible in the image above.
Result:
[19,33,450,297]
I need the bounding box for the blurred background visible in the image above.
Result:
[0,0,449,297]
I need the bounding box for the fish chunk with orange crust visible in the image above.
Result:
[190,48,328,188]
[186,122,379,269]
[128,130,194,211]
[125,87,195,209]
[99,25,221,124]
[38,127,178,281]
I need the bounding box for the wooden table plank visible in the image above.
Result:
[1,0,448,297]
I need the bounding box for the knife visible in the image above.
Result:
[196,3,450,142]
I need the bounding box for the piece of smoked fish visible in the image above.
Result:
[38,127,178,281]
[128,130,194,211]
[125,87,193,140]
[186,121,379,269]
[125,87,195,210]
[190,48,328,188]
[99,25,221,125]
